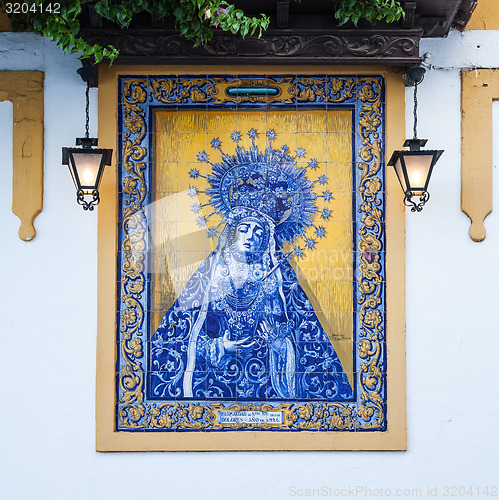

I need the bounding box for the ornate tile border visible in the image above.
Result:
[116,75,385,433]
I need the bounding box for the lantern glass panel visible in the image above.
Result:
[403,153,433,195]
[67,162,79,191]
[393,155,407,193]
[72,151,104,192]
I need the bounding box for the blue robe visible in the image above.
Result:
[149,246,353,402]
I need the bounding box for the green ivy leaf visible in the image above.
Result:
[0,0,401,65]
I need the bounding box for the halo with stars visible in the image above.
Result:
[187,129,334,257]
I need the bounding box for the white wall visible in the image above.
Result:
[0,30,498,500]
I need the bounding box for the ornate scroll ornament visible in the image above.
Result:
[118,75,385,432]
[81,32,421,66]
[356,78,385,428]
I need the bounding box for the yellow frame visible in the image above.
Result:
[96,65,406,451]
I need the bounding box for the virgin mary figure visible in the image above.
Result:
[150,130,353,401]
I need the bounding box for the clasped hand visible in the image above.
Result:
[222,330,256,353]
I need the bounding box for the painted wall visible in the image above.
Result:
[1,28,498,500]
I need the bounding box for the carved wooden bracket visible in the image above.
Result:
[461,69,499,242]
[0,71,44,241]
[80,29,423,66]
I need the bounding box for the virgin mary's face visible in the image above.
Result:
[234,220,265,255]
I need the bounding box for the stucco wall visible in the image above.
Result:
[1,30,498,499]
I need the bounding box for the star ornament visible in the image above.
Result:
[266,129,277,142]
[322,190,334,202]
[248,128,259,139]
[308,158,319,170]
[189,168,200,179]
[320,208,332,221]
[295,147,306,158]
[190,203,202,213]
[315,225,326,238]
[317,174,329,185]
[230,131,242,143]
[197,151,208,162]
[305,238,317,250]
[210,138,222,150]
[206,227,218,238]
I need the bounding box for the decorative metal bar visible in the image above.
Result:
[226,86,279,97]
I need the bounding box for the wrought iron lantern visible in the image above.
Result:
[388,66,444,212]
[62,82,112,211]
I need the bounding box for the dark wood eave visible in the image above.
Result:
[78,0,478,71]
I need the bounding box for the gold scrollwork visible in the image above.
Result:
[119,79,149,409]
[179,78,212,103]
[149,78,179,104]
[328,77,357,103]
[288,77,327,102]
[356,78,384,429]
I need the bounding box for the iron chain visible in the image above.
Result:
[85,82,90,139]
[413,82,418,140]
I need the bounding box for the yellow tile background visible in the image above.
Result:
[152,108,353,376]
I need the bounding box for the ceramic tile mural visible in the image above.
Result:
[117,75,385,433]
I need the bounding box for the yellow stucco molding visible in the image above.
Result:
[466,0,499,30]
[96,65,407,451]
[0,71,44,241]
[461,69,499,242]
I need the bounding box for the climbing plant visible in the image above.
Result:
[335,0,404,26]
[1,0,404,64]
